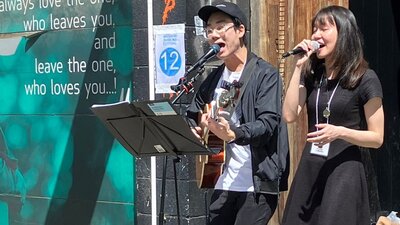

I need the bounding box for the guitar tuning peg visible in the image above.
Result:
[232,80,243,88]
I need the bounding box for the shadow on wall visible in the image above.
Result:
[43,8,116,225]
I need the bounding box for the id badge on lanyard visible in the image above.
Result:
[310,143,330,157]
[310,76,340,157]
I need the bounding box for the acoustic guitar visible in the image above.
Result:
[195,100,226,188]
[195,81,240,188]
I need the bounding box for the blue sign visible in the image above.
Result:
[159,47,181,76]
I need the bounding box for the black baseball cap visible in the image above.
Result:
[198,1,247,28]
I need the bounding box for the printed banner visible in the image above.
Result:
[0,1,135,224]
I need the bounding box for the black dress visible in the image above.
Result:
[282,69,383,225]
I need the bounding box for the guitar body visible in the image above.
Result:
[195,101,226,189]
[196,133,225,188]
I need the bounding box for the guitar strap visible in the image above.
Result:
[225,54,259,117]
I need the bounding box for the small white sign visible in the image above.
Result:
[194,15,205,36]
[154,144,166,153]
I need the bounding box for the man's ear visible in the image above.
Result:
[238,24,246,38]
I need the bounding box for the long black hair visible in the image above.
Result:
[303,5,369,89]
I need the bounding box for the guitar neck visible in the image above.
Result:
[209,100,218,119]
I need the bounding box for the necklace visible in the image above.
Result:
[315,76,340,124]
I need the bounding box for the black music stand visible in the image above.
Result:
[90,99,211,157]
[91,99,214,225]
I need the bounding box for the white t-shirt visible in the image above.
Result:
[213,66,254,192]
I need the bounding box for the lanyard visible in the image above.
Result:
[315,76,340,126]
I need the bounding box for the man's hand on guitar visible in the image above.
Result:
[191,126,203,140]
[207,114,236,142]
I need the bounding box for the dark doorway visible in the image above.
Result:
[350,0,400,219]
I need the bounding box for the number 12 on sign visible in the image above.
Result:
[159,47,181,77]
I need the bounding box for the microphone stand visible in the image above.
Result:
[171,65,205,104]
[158,65,206,225]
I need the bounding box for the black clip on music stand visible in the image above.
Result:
[91,65,213,225]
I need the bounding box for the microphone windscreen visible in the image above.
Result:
[211,44,221,53]
[310,41,320,51]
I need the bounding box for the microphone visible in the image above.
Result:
[170,44,220,93]
[282,41,320,58]
[187,44,221,74]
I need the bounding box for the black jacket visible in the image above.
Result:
[186,53,290,193]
